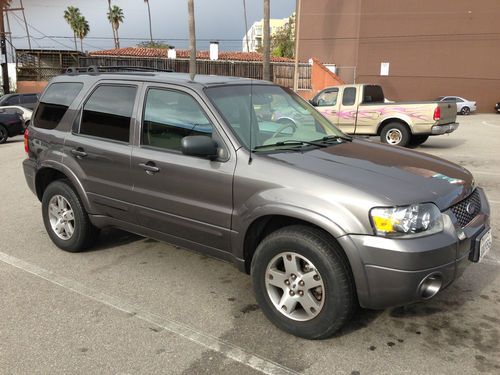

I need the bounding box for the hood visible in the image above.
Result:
[266,139,474,210]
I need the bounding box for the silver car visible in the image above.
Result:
[436,96,477,115]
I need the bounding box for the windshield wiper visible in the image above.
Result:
[252,139,327,151]
[313,135,353,143]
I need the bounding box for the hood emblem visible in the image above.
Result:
[466,202,477,215]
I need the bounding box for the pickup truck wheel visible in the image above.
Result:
[460,107,470,115]
[251,225,355,339]
[42,180,99,252]
[0,125,8,144]
[409,135,429,146]
[381,122,410,147]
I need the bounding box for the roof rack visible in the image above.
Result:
[64,65,174,74]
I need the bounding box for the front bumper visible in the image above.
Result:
[431,122,459,135]
[338,187,490,309]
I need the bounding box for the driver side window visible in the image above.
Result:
[316,89,338,106]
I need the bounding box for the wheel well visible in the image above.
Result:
[377,118,410,136]
[35,168,68,201]
[243,215,344,274]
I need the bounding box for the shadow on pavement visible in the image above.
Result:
[89,228,143,252]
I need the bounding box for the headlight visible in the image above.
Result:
[370,203,443,237]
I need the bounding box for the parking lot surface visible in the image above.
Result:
[1,114,499,374]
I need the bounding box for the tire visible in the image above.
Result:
[41,179,99,252]
[409,134,429,146]
[0,125,8,144]
[460,106,470,115]
[251,225,356,339]
[380,122,410,147]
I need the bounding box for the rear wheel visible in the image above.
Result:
[409,134,429,146]
[380,122,410,147]
[42,180,99,252]
[0,125,8,144]
[251,225,356,339]
[460,106,470,115]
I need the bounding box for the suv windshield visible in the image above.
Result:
[205,84,346,150]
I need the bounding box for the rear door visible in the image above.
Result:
[337,86,358,134]
[130,84,235,253]
[64,81,141,222]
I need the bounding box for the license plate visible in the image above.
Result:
[479,228,492,262]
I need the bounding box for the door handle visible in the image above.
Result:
[138,162,160,174]
[71,148,87,159]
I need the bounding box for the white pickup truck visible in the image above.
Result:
[309,84,458,147]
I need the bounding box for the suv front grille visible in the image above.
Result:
[450,189,481,228]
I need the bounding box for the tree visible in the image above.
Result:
[63,6,81,51]
[271,14,295,58]
[107,5,124,49]
[187,0,196,80]
[143,0,154,44]
[106,0,117,48]
[137,40,169,48]
[262,0,270,81]
[74,15,90,53]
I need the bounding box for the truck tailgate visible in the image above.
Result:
[437,102,457,125]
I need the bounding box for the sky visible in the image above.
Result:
[6,0,296,54]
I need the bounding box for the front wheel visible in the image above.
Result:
[380,122,410,147]
[42,180,99,252]
[460,106,470,115]
[251,225,356,339]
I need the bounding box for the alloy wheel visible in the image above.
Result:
[48,195,75,240]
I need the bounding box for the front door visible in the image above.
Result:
[314,88,340,127]
[130,85,235,253]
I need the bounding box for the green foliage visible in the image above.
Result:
[271,14,295,59]
[137,41,170,49]
[107,5,124,30]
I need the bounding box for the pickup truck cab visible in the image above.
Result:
[23,70,490,339]
[310,84,459,147]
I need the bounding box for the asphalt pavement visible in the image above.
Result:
[0,114,499,374]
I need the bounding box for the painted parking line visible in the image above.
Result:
[482,121,500,128]
[489,200,500,205]
[472,171,500,177]
[0,251,299,375]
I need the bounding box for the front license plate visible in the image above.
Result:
[479,228,492,262]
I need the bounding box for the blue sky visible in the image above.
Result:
[6,0,295,53]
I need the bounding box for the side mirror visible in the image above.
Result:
[181,135,219,160]
[309,99,317,106]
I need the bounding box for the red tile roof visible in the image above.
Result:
[89,47,294,62]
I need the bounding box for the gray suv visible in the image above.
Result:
[23,70,491,339]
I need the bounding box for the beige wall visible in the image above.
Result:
[16,81,47,94]
[299,0,500,112]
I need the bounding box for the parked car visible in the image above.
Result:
[23,71,491,339]
[495,102,500,113]
[0,105,33,126]
[435,96,476,115]
[0,111,25,144]
[310,84,458,147]
[0,92,40,110]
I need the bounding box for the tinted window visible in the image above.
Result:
[342,87,356,106]
[362,85,384,103]
[34,82,83,129]
[443,97,457,102]
[21,94,39,104]
[316,89,338,106]
[142,88,213,151]
[79,85,137,143]
[4,95,20,105]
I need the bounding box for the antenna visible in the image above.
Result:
[248,75,253,164]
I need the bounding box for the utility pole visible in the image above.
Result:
[262,0,270,81]
[0,0,10,94]
[293,0,301,92]
[242,0,249,52]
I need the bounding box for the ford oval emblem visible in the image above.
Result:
[466,202,477,215]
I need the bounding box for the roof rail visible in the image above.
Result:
[64,65,174,74]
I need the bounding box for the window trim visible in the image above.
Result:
[139,86,216,155]
[73,83,138,144]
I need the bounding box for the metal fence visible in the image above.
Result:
[16,49,83,81]
[76,56,312,90]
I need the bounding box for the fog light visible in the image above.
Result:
[418,274,442,299]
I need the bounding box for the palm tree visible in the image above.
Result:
[263,0,271,81]
[187,0,196,80]
[144,0,153,43]
[63,6,81,51]
[74,15,90,53]
[106,0,117,48]
[107,5,124,49]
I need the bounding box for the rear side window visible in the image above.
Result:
[342,87,357,106]
[142,88,213,151]
[21,94,39,104]
[34,82,83,129]
[4,95,20,105]
[79,85,137,143]
[362,85,384,103]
